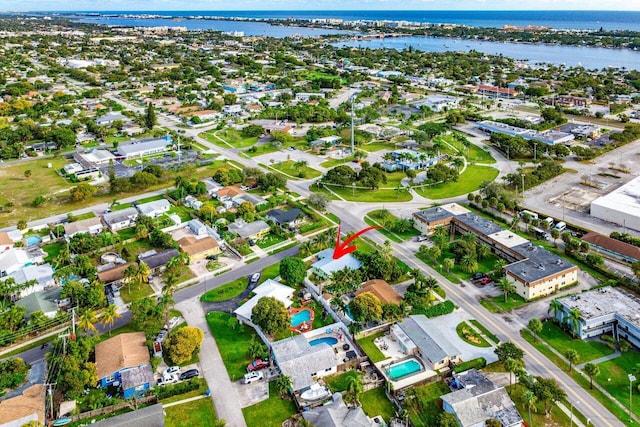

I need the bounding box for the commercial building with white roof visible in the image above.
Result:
[117,136,173,159]
[591,175,640,232]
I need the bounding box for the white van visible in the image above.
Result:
[519,210,539,220]
[554,221,566,232]
[542,217,554,228]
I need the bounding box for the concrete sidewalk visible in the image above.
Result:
[177,298,247,427]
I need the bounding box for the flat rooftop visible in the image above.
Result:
[488,229,529,249]
[506,242,575,283]
[455,212,504,236]
[591,175,640,221]
[557,287,640,328]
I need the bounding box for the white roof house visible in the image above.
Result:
[137,199,171,218]
[0,249,32,277]
[311,248,363,279]
[63,217,104,238]
[234,279,294,324]
[8,263,56,299]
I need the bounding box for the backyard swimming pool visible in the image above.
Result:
[290,308,312,327]
[309,337,338,347]
[386,359,423,381]
[26,235,41,246]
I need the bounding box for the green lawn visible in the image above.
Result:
[490,293,527,312]
[361,141,394,152]
[315,184,412,202]
[116,227,137,240]
[245,138,309,158]
[508,384,575,427]
[441,135,496,164]
[256,233,287,249]
[538,321,614,363]
[404,381,450,427]
[325,370,362,392]
[357,332,389,363]
[167,205,193,222]
[119,282,154,303]
[360,387,397,422]
[159,378,209,404]
[260,263,281,283]
[319,156,354,168]
[469,319,500,344]
[414,165,499,199]
[111,202,133,211]
[135,194,166,205]
[42,241,63,264]
[206,311,258,380]
[415,252,461,284]
[365,210,421,241]
[268,160,322,179]
[242,382,297,427]
[595,351,640,420]
[382,171,407,188]
[164,397,218,427]
[200,129,258,149]
[73,212,96,221]
[456,322,491,347]
[201,277,248,302]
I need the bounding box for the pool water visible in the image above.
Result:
[309,337,338,347]
[26,235,41,246]
[386,359,422,381]
[290,309,312,327]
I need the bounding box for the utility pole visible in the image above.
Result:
[350,94,355,155]
[46,382,57,420]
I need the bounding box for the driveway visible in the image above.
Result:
[232,379,269,408]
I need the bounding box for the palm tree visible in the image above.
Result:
[346,376,364,405]
[300,240,314,257]
[584,363,600,389]
[548,299,563,321]
[565,349,579,372]
[136,262,151,290]
[158,292,175,327]
[78,308,98,336]
[460,254,478,274]
[275,375,292,397]
[497,278,516,303]
[492,258,507,276]
[567,308,584,337]
[123,263,138,294]
[101,304,121,336]
[523,390,537,427]
[443,258,455,273]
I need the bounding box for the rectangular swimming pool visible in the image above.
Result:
[386,359,422,381]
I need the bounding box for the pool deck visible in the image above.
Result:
[373,334,437,389]
[288,307,315,334]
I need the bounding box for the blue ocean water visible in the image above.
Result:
[73,10,640,31]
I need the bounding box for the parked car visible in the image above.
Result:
[243,370,264,384]
[206,254,218,260]
[156,330,168,342]
[249,272,261,285]
[157,373,179,386]
[415,235,428,242]
[165,317,182,330]
[247,359,269,372]
[471,273,487,281]
[180,369,199,380]
[163,366,180,377]
[480,277,493,285]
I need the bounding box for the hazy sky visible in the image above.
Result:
[1,0,636,11]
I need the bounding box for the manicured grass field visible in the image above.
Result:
[490,293,527,312]
[164,397,218,427]
[456,322,491,347]
[365,209,421,243]
[201,277,248,302]
[119,282,154,303]
[325,370,362,392]
[256,233,287,249]
[414,165,498,199]
[361,141,394,152]
[268,160,322,179]
[135,194,166,204]
[242,381,297,427]
[319,156,354,168]
[360,387,397,422]
[382,171,407,188]
[260,262,281,283]
[206,311,258,380]
[538,321,614,363]
[42,241,63,264]
[116,227,137,241]
[441,135,496,164]
[200,129,258,148]
[595,351,640,419]
[315,184,412,202]
[357,332,389,363]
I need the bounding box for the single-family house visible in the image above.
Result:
[441,369,523,427]
[64,217,104,238]
[393,315,462,371]
[137,199,171,218]
[310,248,363,280]
[232,193,267,208]
[234,279,294,325]
[302,392,375,427]
[8,263,56,298]
[355,279,402,305]
[215,186,245,201]
[184,195,204,211]
[270,334,339,392]
[95,112,128,126]
[119,364,155,399]
[139,249,180,272]
[0,384,45,427]
[103,208,139,232]
[0,248,33,277]
[117,136,173,159]
[188,219,208,236]
[265,208,302,227]
[227,219,270,240]
[97,262,137,285]
[201,178,222,196]
[178,236,220,261]
[16,287,62,319]
[94,332,151,391]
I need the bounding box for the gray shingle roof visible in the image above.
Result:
[397,315,461,365]
[120,365,154,391]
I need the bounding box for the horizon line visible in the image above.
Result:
[7,9,640,12]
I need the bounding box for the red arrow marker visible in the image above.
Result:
[332,224,383,260]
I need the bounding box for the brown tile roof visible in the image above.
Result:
[356,279,402,305]
[95,332,150,379]
[0,384,45,425]
[582,232,640,262]
[0,232,13,246]
[97,262,137,284]
[217,186,245,198]
[178,236,219,257]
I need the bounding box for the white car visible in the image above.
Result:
[157,373,179,386]
[163,366,180,377]
[243,370,264,384]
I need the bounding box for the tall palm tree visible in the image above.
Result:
[78,308,98,336]
[523,390,537,427]
[548,299,563,321]
[123,263,139,294]
[275,375,292,397]
[136,262,151,290]
[300,240,314,257]
[158,292,175,327]
[493,259,508,276]
[497,278,516,303]
[346,376,364,405]
[460,254,479,274]
[567,308,584,337]
[101,304,121,336]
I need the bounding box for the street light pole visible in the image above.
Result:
[630,374,636,423]
[521,174,525,198]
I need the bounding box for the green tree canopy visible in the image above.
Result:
[251,297,289,335]
[279,257,306,286]
[166,326,204,365]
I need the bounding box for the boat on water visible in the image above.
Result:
[300,383,330,401]
[53,418,72,426]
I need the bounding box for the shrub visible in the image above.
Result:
[154,378,200,399]
[422,300,455,318]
